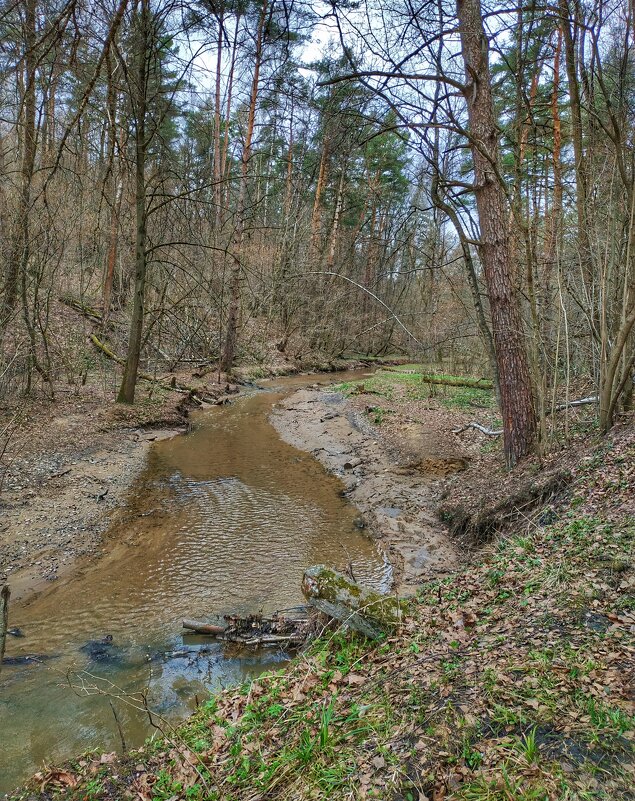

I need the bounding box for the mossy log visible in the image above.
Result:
[59,294,103,322]
[302,565,405,639]
[386,369,492,390]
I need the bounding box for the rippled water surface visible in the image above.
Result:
[0,372,390,793]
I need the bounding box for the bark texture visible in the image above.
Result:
[117,0,150,403]
[456,0,537,466]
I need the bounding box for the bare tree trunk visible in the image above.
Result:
[117,0,149,404]
[276,115,295,333]
[542,27,563,310]
[103,180,123,325]
[599,193,635,430]
[102,50,122,325]
[326,169,345,270]
[309,135,329,263]
[221,0,269,372]
[221,12,241,216]
[212,4,224,231]
[0,0,37,337]
[560,0,593,290]
[457,0,537,466]
[430,169,500,404]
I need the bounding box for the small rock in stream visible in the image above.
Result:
[79,634,122,664]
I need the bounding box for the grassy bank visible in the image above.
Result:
[8,371,634,801]
[333,364,497,416]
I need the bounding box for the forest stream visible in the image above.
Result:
[0,371,391,793]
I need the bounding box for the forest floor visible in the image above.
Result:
[6,366,635,800]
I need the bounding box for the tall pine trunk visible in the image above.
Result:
[456,0,537,466]
[221,0,268,372]
[213,5,224,231]
[0,0,36,338]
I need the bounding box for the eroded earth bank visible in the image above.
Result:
[270,386,465,591]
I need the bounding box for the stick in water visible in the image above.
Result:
[0,585,10,672]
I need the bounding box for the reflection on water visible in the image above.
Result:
[0,372,390,792]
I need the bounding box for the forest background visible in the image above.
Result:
[1,0,634,466]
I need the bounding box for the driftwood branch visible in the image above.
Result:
[182,619,227,636]
[454,396,600,439]
[0,585,10,672]
[552,395,598,411]
[453,422,503,436]
[182,612,309,647]
[242,634,302,646]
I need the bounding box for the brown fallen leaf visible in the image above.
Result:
[462,610,477,628]
[291,686,307,701]
[40,770,77,791]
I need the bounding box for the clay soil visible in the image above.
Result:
[270,386,467,591]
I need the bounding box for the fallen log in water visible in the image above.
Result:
[302,565,405,639]
[0,585,9,672]
[182,619,227,636]
[182,611,310,648]
[182,570,406,648]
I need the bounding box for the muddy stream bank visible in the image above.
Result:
[271,388,459,590]
[0,372,389,792]
[0,370,456,793]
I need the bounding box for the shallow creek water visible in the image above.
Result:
[0,371,390,793]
